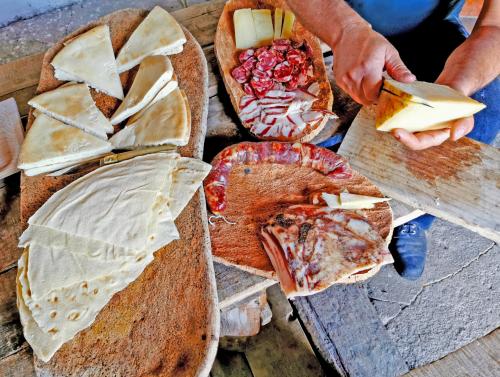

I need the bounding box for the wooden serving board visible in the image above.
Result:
[209,158,393,279]
[214,0,333,142]
[338,106,500,243]
[20,9,219,377]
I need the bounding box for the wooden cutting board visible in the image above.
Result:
[338,106,500,243]
[208,148,393,279]
[20,9,219,377]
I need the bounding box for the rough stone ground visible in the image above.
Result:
[367,218,499,369]
[0,0,498,372]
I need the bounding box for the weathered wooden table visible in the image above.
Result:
[0,1,426,376]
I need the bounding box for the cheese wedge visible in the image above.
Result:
[116,6,186,73]
[28,83,113,139]
[322,192,391,210]
[281,10,295,39]
[127,79,178,124]
[234,8,258,49]
[51,25,124,100]
[110,88,190,149]
[274,8,284,40]
[18,114,112,170]
[376,79,486,132]
[111,56,174,125]
[252,9,274,47]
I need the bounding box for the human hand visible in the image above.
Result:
[332,24,416,106]
[391,73,475,150]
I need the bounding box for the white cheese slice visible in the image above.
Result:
[376,79,486,132]
[17,114,112,170]
[322,192,391,210]
[274,8,284,40]
[116,6,186,73]
[252,9,274,47]
[111,55,174,125]
[234,8,258,49]
[51,25,124,100]
[281,10,295,39]
[28,83,113,139]
[110,88,190,149]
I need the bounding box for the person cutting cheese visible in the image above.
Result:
[286,0,500,279]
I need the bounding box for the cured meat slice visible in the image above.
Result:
[231,65,249,84]
[204,142,352,215]
[259,205,393,297]
[239,48,255,63]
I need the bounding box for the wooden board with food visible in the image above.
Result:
[17,6,219,376]
[215,0,334,142]
[204,141,394,297]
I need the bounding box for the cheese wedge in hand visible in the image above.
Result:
[111,56,174,125]
[322,192,391,210]
[18,114,112,171]
[110,88,190,149]
[28,83,113,139]
[116,6,186,73]
[51,25,124,99]
[376,79,486,132]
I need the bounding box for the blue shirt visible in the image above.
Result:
[345,0,465,36]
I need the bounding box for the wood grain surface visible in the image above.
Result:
[338,106,500,243]
[214,0,333,142]
[19,9,219,377]
[0,98,24,179]
[209,160,393,279]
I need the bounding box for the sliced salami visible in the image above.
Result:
[231,65,249,84]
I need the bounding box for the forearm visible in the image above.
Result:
[285,0,369,48]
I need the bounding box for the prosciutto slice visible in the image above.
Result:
[260,205,393,297]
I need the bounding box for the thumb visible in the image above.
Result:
[385,47,416,83]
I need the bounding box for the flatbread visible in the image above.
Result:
[28,83,113,139]
[22,153,180,254]
[17,114,112,170]
[109,88,190,149]
[111,55,174,125]
[127,79,178,124]
[51,25,124,99]
[116,6,186,73]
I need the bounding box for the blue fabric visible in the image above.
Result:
[345,0,464,36]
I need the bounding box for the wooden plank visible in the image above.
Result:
[338,107,500,243]
[211,350,253,377]
[0,268,25,360]
[215,263,276,310]
[244,285,325,377]
[391,200,425,228]
[0,54,43,98]
[0,192,21,273]
[0,346,35,377]
[0,98,24,179]
[406,329,499,377]
[293,283,409,377]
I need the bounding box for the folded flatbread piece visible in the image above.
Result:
[28,83,113,139]
[116,6,186,73]
[111,56,174,125]
[17,114,112,171]
[110,88,191,149]
[51,25,124,99]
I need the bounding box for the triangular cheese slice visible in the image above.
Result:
[111,55,174,125]
[376,79,486,132]
[116,6,186,73]
[28,83,113,139]
[51,25,124,99]
[109,88,190,149]
[18,114,112,170]
[322,192,391,210]
[127,79,178,124]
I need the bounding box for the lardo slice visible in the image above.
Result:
[28,83,113,139]
[51,25,124,99]
[260,205,393,297]
[17,114,112,170]
[376,79,486,132]
[116,6,186,73]
[110,87,190,148]
[111,55,174,125]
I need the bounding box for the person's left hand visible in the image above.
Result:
[390,74,475,150]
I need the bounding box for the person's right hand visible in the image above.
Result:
[331,24,416,105]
